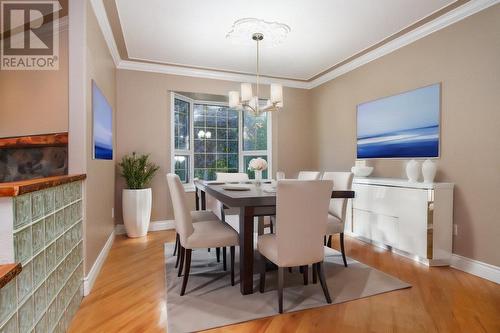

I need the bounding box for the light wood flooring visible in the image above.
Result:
[68,230,500,333]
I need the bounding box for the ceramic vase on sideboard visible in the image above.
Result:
[405,160,420,183]
[422,159,437,183]
[122,188,152,237]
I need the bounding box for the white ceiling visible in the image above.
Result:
[116,0,455,80]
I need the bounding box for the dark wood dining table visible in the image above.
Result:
[194,179,355,295]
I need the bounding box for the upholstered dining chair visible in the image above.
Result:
[321,172,354,267]
[167,174,239,295]
[276,171,286,180]
[257,179,333,313]
[297,171,321,180]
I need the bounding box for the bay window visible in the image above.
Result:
[171,93,271,186]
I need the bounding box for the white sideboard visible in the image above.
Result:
[345,177,454,266]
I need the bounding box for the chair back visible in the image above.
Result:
[166,174,194,245]
[276,171,286,180]
[321,172,354,221]
[297,171,321,180]
[275,180,332,266]
[216,172,249,182]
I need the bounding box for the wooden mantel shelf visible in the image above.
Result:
[0,174,86,197]
[0,132,68,149]
[0,263,22,289]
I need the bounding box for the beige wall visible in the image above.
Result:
[115,69,313,223]
[84,3,116,275]
[311,5,500,266]
[0,23,69,138]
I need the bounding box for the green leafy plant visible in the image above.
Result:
[119,152,159,189]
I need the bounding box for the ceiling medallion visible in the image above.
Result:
[226,18,291,47]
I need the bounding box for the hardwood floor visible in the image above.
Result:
[68,230,500,333]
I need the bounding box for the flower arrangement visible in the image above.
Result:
[248,157,268,171]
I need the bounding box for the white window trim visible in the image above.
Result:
[170,92,273,190]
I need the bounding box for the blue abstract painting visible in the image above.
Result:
[92,81,113,160]
[357,84,440,159]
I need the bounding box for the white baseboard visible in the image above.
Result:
[114,220,175,235]
[451,254,500,284]
[83,230,115,296]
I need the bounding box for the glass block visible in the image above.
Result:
[46,242,56,273]
[43,188,55,215]
[64,207,72,231]
[14,194,31,228]
[18,296,33,333]
[74,182,82,199]
[54,210,64,237]
[54,186,64,210]
[75,201,82,220]
[64,231,72,255]
[0,313,17,333]
[31,191,45,222]
[46,299,57,332]
[32,251,45,287]
[17,260,32,303]
[44,215,55,245]
[63,184,72,205]
[46,271,57,302]
[32,219,45,254]
[55,238,64,265]
[14,226,32,264]
[0,278,16,323]
[33,283,46,322]
[34,314,46,333]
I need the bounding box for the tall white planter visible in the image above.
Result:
[122,188,152,238]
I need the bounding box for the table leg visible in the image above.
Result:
[200,190,206,210]
[239,206,255,295]
[195,188,200,211]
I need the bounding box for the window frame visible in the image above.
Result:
[170,92,272,190]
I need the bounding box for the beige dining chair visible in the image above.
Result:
[276,171,286,180]
[321,172,354,267]
[257,179,333,313]
[297,171,321,180]
[167,174,239,296]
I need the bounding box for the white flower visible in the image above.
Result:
[248,157,268,171]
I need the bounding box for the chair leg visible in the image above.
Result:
[278,267,284,313]
[324,235,327,246]
[340,232,348,267]
[173,233,179,256]
[230,246,235,286]
[175,238,181,269]
[208,248,211,252]
[216,247,221,262]
[223,247,227,271]
[312,263,317,284]
[316,262,332,304]
[259,253,266,293]
[288,267,292,273]
[327,235,332,248]
[180,249,192,296]
[299,266,304,274]
[302,265,309,285]
[177,246,185,277]
[270,220,274,234]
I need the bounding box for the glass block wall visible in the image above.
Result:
[0,181,84,333]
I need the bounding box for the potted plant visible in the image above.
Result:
[119,152,159,237]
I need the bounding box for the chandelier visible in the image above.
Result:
[227,18,290,115]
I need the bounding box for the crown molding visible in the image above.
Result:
[306,0,500,89]
[91,0,499,90]
[89,0,120,66]
[117,59,310,89]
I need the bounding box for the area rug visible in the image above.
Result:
[164,242,411,333]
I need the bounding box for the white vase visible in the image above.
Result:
[254,170,263,185]
[405,160,420,183]
[422,159,437,183]
[122,188,152,238]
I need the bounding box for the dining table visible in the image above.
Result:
[193,179,355,295]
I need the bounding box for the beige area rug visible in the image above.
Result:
[164,242,411,333]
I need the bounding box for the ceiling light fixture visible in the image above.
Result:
[227,18,290,115]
